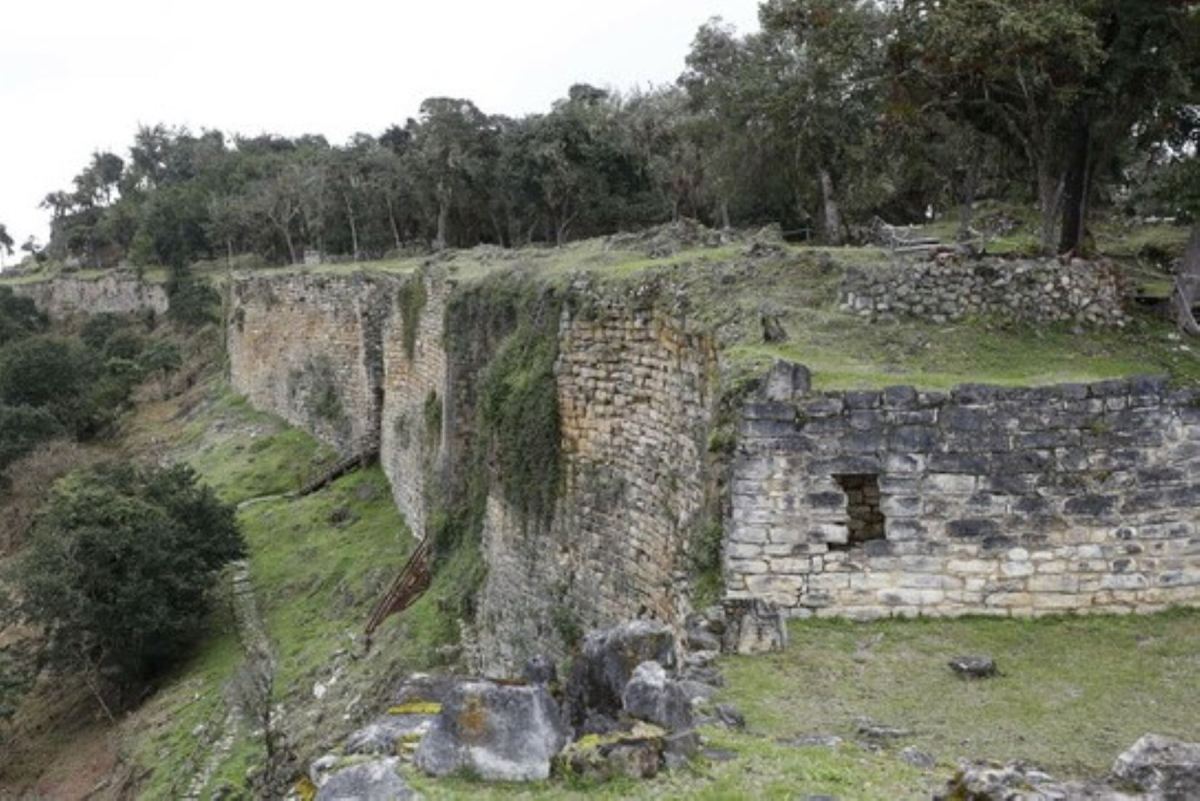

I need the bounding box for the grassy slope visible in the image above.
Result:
[118,380,445,799]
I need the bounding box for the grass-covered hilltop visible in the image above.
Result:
[1,0,1199,799]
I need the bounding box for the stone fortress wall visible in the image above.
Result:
[226,269,720,673]
[726,362,1200,619]
[224,266,1199,668]
[10,272,169,319]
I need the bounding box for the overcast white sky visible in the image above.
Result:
[0,0,761,254]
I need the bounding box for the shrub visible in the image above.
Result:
[0,405,64,476]
[0,335,98,436]
[0,287,47,347]
[12,462,243,693]
[166,265,220,328]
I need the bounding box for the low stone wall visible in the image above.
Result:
[840,257,1126,326]
[10,272,169,319]
[726,364,1200,619]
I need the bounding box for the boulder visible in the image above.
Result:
[621,661,694,731]
[414,679,568,782]
[565,620,676,731]
[1112,734,1200,798]
[344,713,435,756]
[558,722,667,781]
[314,758,416,801]
[722,600,787,655]
[949,655,998,679]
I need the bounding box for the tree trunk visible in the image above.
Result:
[344,193,359,260]
[434,199,449,251]
[818,167,844,246]
[1036,165,1064,255]
[1174,224,1200,336]
[720,199,731,231]
[1058,104,1092,256]
[956,145,980,242]
[385,196,402,251]
[282,227,297,265]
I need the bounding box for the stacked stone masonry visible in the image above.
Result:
[11,272,169,319]
[227,271,719,674]
[228,272,391,458]
[475,296,718,673]
[840,257,1126,326]
[727,370,1200,619]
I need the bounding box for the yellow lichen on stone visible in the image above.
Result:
[386,701,442,715]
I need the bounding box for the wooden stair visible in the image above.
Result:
[364,538,432,642]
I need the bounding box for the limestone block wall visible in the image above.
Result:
[11,272,169,319]
[379,272,450,535]
[227,272,391,457]
[840,257,1126,326]
[474,296,719,673]
[727,372,1200,619]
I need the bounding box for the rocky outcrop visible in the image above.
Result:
[565,620,677,733]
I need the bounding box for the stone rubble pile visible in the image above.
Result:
[296,618,746,798]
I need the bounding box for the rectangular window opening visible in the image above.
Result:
[831,474,885,549]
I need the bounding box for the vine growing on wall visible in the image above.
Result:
[397,275,427,361]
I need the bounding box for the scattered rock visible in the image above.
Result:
[722,600,788,655]
[899,746,936,770]
[778,734,844,749]
[684,626,722,654]
[1112,734,1200,798]
[949,655,998,679]
[715,704,745,731]
[343,713,435,756]
[702,747,738,763]
[565,620,676,731]
[314,757,416,801]
[414,679,568,782]
[557,722,667,781]
[856,721,912,742]
[678,679,717,704]
[662,729,701,770]
[934,761,1135,801]
[761,312,789,344]
[622,661,694,732]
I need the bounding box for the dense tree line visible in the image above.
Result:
[32,1,1199,268]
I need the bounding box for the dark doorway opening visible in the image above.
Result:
[832,474,885,548]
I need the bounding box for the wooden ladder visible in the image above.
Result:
[364,538,432,641]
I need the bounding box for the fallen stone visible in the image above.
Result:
[685,626,722,654]
[1112,734,1200,798]
[344,713,435,756]
[315,758,416,801]
[622,661,694,732]
[702,747,738,763]
[934,761,1138,801]
[949,655,998,679]
[715,703,746,730]
[778,734,844,749]
[722,600,787,654]
[856,721,912,742]
[565,620,676,731]
[899,746,936,770]
[414,679,568,782]
[557,722,667,782]
[663,729,701,770]
[678,679,717,704]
